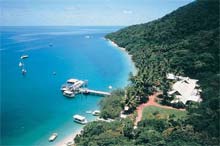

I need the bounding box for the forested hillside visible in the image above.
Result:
[75,0,219,145]
[106,0,219,138]
[106,0,219,84]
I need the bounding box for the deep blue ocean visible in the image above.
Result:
[0,26,135,146]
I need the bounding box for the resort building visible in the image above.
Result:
[167,73,202,104]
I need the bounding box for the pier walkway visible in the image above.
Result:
[79,88,111,96]
[61,78,111,97]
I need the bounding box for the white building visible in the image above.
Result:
[167,73,202,104]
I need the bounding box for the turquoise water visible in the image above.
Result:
[0,26,135,146]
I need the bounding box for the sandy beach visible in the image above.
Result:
[107,39,127,51]
[55,129,81,146]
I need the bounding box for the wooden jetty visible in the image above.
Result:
[61,78,111,97]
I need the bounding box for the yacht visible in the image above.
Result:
[19,62,23,67]
[73,115,88,124]
[48,133,58,142]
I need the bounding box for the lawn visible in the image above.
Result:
[142,106,187,120]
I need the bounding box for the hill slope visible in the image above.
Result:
[106,0,219,138]
[106,0,219,79]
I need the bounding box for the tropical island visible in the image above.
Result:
[73,0,219,145]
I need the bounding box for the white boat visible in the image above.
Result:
[20,55,29,59]
[108,85,112,89]
[19,62,23,67]
[66,141,74,146]
[48,133,58,142]
[63,90,75,97]
[92,110,100,116]
[73,114,88,124]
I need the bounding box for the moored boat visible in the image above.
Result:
[92,110,100,116]
[66,141,74,146]
[22,69,27,75]
[48,133,58,142]
[20,55,29,59]
[73,114,88,124]
[63,90,75,97]
[19,62,23,67]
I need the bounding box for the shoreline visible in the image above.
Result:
[106,38,138,75]
[106,39,127,51]
[54,38,137,146]
[55,129,81,146]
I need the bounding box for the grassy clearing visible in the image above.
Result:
[142,106,187,120]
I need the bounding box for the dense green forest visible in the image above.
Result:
[75,0,219,145]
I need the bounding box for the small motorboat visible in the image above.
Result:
[108,85,113,89]
[20,55,29,59]
[48,133,58,142]
[22,69,27,75]
[92,110,100,116]
[66,141,74,146]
